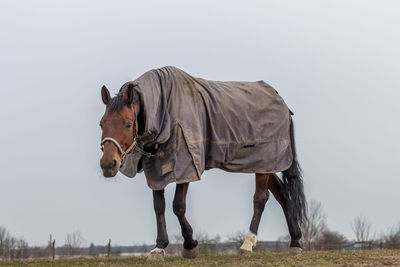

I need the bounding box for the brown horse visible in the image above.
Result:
[99,67,306,261]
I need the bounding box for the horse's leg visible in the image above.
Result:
[173,182,198,259]
[238,173,270,256]
[147,189,169,261]
[268,173,302,255]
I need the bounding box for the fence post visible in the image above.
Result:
[52,240,55,260]
[107,239,111,257]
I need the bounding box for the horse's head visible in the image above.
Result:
[99,84,139,177]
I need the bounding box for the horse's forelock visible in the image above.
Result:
[107,93,125,112]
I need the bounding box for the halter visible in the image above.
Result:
[100,105,139,163]
[101,137,136,162]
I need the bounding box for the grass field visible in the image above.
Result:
[1,250,399,267]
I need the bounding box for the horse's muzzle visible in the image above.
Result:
[100,158,120,177]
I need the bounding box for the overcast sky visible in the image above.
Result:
[1,0,399,247]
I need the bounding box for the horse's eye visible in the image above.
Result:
[126,124,132,129]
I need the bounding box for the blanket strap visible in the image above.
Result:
[133,103,155,158]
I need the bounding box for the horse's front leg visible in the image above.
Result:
[173,183,198,258]
[147,189,169,262]
[239,173,270,256]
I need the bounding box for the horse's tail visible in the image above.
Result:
[282,117,307,234]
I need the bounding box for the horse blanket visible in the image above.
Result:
[120,66,293,190]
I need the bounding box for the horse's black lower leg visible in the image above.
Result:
[268,174,302,248]
[152,189,169,249]
[173,183,198,250]
[249,173,270,234]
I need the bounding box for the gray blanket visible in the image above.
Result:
[120,66,293,190]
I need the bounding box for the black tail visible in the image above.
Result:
[282,118,307,235]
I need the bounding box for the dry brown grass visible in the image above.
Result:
[1,250,400,267]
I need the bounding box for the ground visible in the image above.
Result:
[1,250,400,267]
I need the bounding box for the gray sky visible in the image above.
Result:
[1,0,399,246]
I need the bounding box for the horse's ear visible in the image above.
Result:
[124,82,138,105]
[101,85,111,105]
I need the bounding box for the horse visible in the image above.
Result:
[99,66,306,261]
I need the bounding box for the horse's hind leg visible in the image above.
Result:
[238,173,270,256]
[268,173,302,255]
[173,182,198,259]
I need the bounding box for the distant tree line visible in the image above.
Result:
[0,226,29,259]
[298,200,400,250]
[1,201,400,259]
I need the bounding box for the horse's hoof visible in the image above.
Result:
[238,231,257,257]
[182,245,198,259]
[147,248,165,262]
[288,247,302,256]
[238,248,252,257]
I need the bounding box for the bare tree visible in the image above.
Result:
[277,234,290,242]
[3,236,17,259]
[194,231,220,254]
[227,230,246,246]
[301,200,327,250]
[16,238,29,259]
[0,226,7,257]
[88,242,98,256]
[352,215,371,245]
[172,234,184,244]
[65,230,85,255]
[381,222,400,249]
[314,229,347,250]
